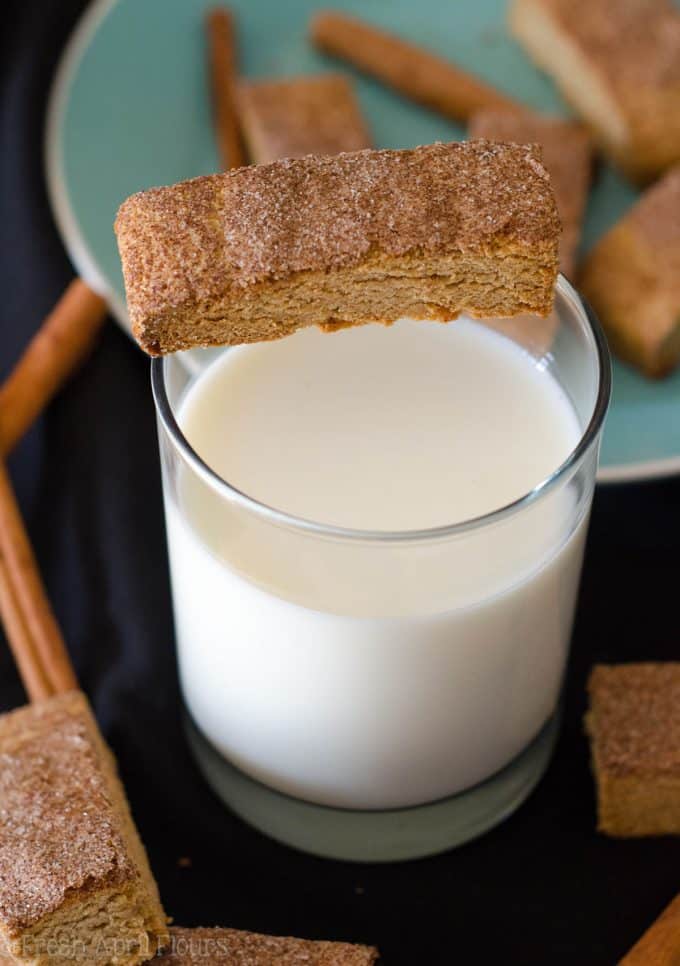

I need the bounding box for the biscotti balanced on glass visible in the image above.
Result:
[115,140,561,355]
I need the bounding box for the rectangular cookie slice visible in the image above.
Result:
[579,166,680,378]
[586,664,680,837]
[154,927,378,964]
[115,140,560,355]
[0,691,168,965]
[236,73,371,164]
[509,0,680,183]
[469,109,591,276]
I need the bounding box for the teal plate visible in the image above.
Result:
[46,0,680,482]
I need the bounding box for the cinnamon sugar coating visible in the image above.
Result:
[539,0,680,98]
[629,165,680,257]
[510,0,680,180]
[120,140,557,285]
[0,692,131,933]
[469,110,591,275]
[586,664,680,837]
[115,140,560,355]
[588,664,680,777]
[0,692,167,963]
[236,73,371,163]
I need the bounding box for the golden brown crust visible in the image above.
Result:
[468,110,591,276]
[115,140,561,355]
[236,73,371,164]
[0,692,132,934]
[580,166,680,378]
[510,0,680,181]
[586,664,680,837]
[154,927,378,965]
[587,664,680,777]
[0,692,168,961]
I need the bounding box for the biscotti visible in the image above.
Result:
[469,110,591,276]
[0,691,168,965]
[115,140,561,355]
[509,0,680,183]
[154,927,379,964]
[580,166,680,378]
[586,664,680,837]
[237,74,371,163]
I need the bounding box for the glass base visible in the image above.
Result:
[184,709,560,862]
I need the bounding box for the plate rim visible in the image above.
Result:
[44,0,126,321]
[43,0,679,486]
[597,454,680,484]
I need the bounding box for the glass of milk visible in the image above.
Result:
[152,276,610,861]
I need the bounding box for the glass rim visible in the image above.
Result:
[151,275,612,544]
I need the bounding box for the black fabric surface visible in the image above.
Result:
[2,2,679,963]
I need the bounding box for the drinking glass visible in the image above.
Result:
[152,276,610,861]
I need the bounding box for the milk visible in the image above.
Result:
[164,320,587,810]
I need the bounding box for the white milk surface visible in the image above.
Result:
[166,320,587,809]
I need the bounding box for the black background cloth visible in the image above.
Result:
[1,2,679,962]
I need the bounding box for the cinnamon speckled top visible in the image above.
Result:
[0,692,134,936]
[541,0,680,93]
[629,165,680,255]
[115,140,559,324]
[237,73,371,163]
[155,927,378,965]
[468,112,590,231]
[588,664,680,776]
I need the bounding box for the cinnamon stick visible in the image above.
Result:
[206,8,246,170]
[0,278,104,700]
[620,894,680,965]
[0,559,51,702]
[0,460,77,700]
[310,10,521,123]
[0,278,106,455]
